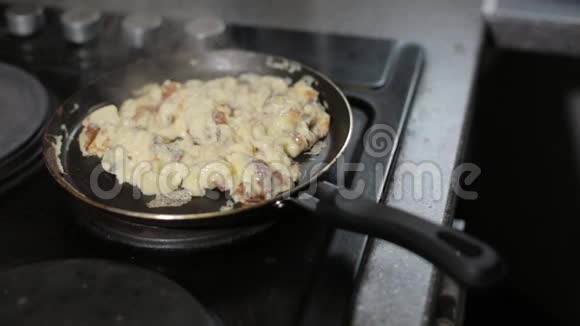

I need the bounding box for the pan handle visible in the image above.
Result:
[292,181,504,288]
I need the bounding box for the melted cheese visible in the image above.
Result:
[78,74,330,206]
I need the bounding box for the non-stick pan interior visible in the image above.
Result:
[43,50,351,217]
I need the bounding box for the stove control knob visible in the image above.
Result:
[122,13,163,49]
[60,9,102,44]
[183,16,226,50]
[4,5,44,37]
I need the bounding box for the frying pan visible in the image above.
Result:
[43,49,503,288]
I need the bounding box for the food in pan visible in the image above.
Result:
[78,74,330,206]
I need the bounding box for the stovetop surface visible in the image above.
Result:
[0,9,423,326]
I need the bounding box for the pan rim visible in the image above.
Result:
[42,49,354,221]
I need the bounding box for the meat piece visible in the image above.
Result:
[244,193,267,204]
[84,125,100,151]
[235,184,267,204]
[153,137,184,162]
[272,170,294,192]
[233,160,274,204]
[272,170,283,183]
[161,81,180,99]
[212,110,228,124]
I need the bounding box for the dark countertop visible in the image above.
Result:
[8,0,486,325]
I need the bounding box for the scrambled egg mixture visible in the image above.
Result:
[79,74,330,206]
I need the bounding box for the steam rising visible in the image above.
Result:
[44,1,230,109]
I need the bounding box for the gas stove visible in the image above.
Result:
[0,5,422,326]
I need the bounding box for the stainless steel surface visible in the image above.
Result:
[4,0,485,325]
[483,0,580,56]
[4,5,43,37]
[60,9,101,44]
[122,13,162,49]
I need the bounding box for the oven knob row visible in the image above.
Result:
[4,6,226,49]
[4,5,44,37]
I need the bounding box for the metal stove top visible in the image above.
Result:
[0,6,423,326]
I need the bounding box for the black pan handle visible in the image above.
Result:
[293,181,504,288]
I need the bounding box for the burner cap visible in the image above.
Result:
[0,259,218,326]
[0,63,49,162]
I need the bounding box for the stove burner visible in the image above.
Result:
[0,259,219,326]
[77,214,276,250]
[0,63,49,163]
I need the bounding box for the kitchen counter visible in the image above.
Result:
[9,0,485,325]
[483,0,580,56]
